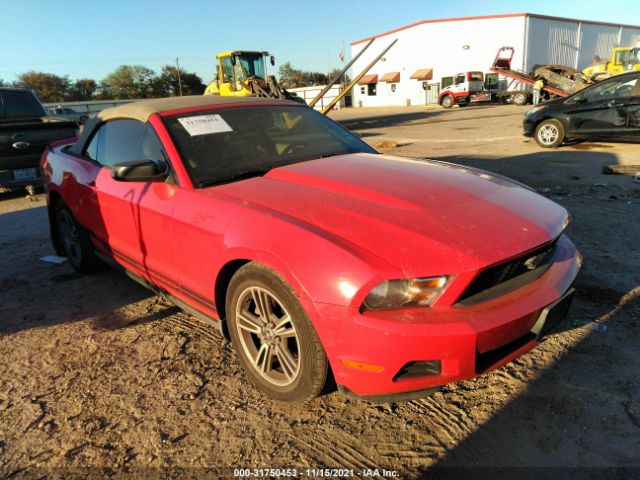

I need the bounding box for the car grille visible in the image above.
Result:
[457,239,559,306]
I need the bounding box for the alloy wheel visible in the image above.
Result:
[537,124,559,146]
[234,286,300,386]
[58,209,82,265]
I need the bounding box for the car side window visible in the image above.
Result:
[85,128,101,162]
[99,119,165,168]
[580,75,639,103]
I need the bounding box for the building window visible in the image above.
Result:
[441,76,453,89]
[367,84,377,96]
[360,86,366,94]
[390,84,397,92]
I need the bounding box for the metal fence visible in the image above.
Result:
[42,99,136,115]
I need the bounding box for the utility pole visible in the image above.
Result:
[175,57,183,96]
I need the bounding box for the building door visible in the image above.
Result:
[425,83,440,104]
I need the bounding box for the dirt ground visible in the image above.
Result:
[1,104,639,479]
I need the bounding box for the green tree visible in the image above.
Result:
[278,62,307,88]
[278,62,332,88]
[328,68,350,83]
[15,71,70,102]
[68,79,97,101]
[101,65,156,99]
[152,65,206,97]
[95,80,114,100]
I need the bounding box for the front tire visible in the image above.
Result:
[441,95,453,108]
[227,263,329,403]
[534,119,565,148]
[55,201,100,273]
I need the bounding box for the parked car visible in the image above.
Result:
[524,70,640,147]
[47,106,90,124]
[42,96,581,403]
[1,88,77,192]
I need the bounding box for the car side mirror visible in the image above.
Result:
[270,55,275,66]
[111,159,168,182]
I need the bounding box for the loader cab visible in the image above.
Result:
[614,47,640,72]
[215,51,271,96]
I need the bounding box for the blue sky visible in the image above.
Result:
[1,0,639,83]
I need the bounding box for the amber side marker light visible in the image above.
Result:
[341,359,385,373]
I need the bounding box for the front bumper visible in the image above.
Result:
[312,235,580,400]
[522,115,537,137]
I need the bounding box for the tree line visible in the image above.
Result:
[0,62,348,103]
[278,63,348,88]
[0,65,207,103]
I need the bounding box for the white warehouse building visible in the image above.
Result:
[350,13,640,107]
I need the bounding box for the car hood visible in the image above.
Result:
[213,153,567,276]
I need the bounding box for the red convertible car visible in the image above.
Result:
[41,96,581,403]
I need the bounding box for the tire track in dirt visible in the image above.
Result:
[290,430,383,472]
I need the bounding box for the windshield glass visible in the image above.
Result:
[164,105,377,187]
[237,53,266,79]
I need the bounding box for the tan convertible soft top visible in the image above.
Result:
[98,95,284,122]
[67,95,294,156]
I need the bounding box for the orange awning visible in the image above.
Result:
[358,74,378,85]
[410,68,433,80]
[380,71,400,83]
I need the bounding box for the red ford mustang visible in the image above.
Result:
[41,96,581,403]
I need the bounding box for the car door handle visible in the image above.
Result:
[606,100,623,108]
[12,141,31,149]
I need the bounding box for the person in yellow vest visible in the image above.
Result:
[532,77,545,105]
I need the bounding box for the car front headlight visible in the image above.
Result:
[362,276,450,311]
[525,105,546,117]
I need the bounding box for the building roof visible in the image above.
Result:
[351,13,640,46]
[98,95,283,122]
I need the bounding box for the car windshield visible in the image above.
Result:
[164,105,377,187]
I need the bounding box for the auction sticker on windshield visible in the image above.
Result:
[178,114,233,136]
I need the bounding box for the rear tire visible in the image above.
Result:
[226,263,329,403]
[55,201,100,273]
[441,95,453,109]
[512,92,528,105]
[534,119,565,148]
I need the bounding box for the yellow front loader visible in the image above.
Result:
[204,50,301,101]
[583,46,640,81]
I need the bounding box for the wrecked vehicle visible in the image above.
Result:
[42,95,580,402]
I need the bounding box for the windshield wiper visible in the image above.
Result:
[198,168,271,188]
